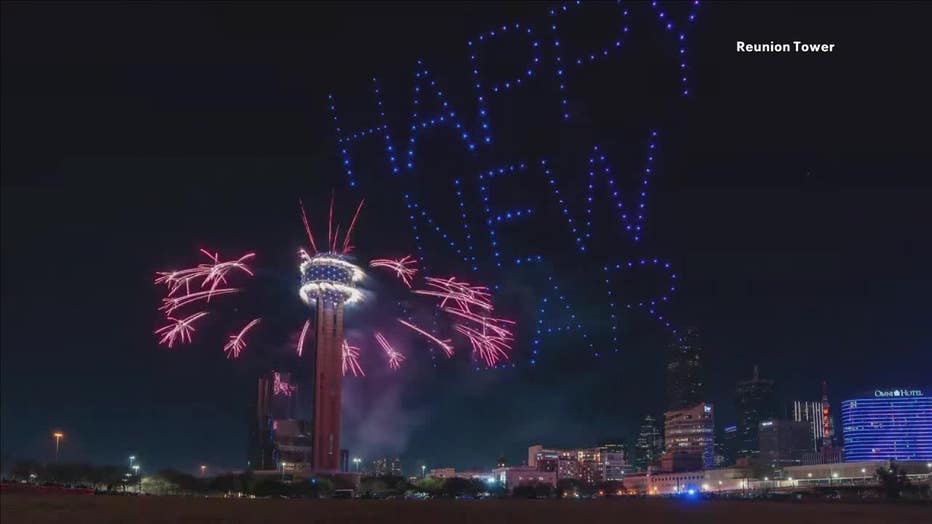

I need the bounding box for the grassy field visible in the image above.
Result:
[2,494,928,523]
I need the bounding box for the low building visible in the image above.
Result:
[782,460,932,484]
[370,457,402,476]
[529,444,627,482]
[492,466,557,489]
[624,467,751,495]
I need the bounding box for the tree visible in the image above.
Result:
[10,460,44,481]
[414,477,443,495]
[442,476,478,498]
[556,478,580,497]
[597,480,625,496]
[876,462,910,500]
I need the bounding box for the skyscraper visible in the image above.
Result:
[790,400,824,452]
[634,415,663,471]
[666,328,703,410]
[842,388,930,462]
[735,365,776,457]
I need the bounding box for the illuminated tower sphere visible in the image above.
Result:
[299,252,363,472]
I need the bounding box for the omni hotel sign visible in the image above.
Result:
[874,389,924,398]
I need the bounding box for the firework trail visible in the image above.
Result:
[397,319,454,357]
[296,319,311,357]
[159,288,239,315]
[223,318,261,359]
[298,198,320,254]
[454,323,512,367]
[342,340,365,377]
[273,371,297,396]
[369,256,418,288]
[201,252,255,295]
[155,311,209,348]
[374,332,405,370]
[341,200,365,254]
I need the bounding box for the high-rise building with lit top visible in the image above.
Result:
[841,388,931,462]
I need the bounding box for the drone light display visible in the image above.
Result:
[326,1,703,363]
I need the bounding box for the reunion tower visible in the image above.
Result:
[298,198,365,472]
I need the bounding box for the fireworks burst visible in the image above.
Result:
[397,319,454,357]
[341,340,365,377]
[374,332,406,371]
[154,196,515,371]
[155,312,208,348]
[369,256,419,288]
[223,318,261,359]
[272,371,297,396]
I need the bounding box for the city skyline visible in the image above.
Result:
[2,2,931,476]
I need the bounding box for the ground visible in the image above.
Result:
[2,495,929,523]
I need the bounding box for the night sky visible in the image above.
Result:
[2,2,930,475]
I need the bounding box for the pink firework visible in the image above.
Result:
[369,256,419,288]
[155,197,516,371]
[154,311,208,348]
[159,288,239,315]
[454,323,512,367]
[374,332,405,371]
[296,319,311,357]
[223,318,261,359]
[397,319,454,357]
[342,340,365,377]
[272,372,297,396]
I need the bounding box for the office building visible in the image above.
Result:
[634,415,663,471]
[529,444,626,483]
[248,371,306,471]
[758,419,813,471]
[790,400,824,451]
[842,388,931,462]
[662,403,715,471]
[666,328,703,410]
[735,366,777,456]
[370,456,403,476]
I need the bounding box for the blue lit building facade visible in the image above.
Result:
[841,389,931,462]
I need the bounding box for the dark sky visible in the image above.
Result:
[2,2,930,475]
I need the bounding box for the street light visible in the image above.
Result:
[421,465,426,478]
[52,432,64,462]
[352,457,361,472]
[200,465,207,477]
[132,464,141,493]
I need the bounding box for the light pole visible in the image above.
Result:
[200,465,207,477]
[52,432,64,462]
[352,457,361,473]
[132,464,141,493]
[129,455,136,469]
[421,465,426,478]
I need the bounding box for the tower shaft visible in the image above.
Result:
[312,298,344,472]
